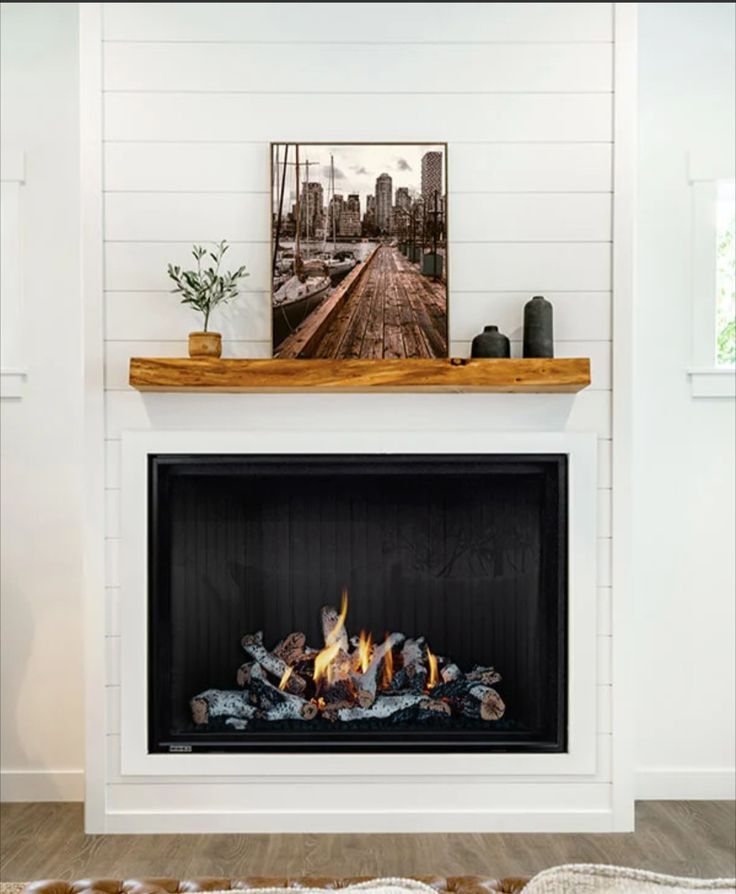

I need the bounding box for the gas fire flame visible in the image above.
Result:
[310,590,439,697]
[278,665,293,691]
[314,587,349,687]
[313,641,340,686]
[426,646,439,689]
[357,629,373,674]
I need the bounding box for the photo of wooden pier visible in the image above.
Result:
[271,143,447,359]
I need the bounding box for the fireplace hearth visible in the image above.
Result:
[148,454,567,753]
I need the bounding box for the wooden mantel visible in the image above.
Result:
[128,357,591,393]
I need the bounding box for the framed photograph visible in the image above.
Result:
[271,142,448,359]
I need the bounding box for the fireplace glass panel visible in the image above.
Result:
[148,455,567,753]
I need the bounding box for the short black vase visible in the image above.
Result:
[523,295,554,358]
[471,325,511,358]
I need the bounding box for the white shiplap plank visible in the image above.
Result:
[597,683,612,734]
[105,192,269,242]
[597,587,612,637]
[104,242,271,292]
[450,243,611,292]
[104,242,610,293]
[105,340,272,389]
[104,142,613,194]
[452,193,611,242]
[103,390,611,440]
[106,587,121,636]
[105,487,121,537]
[104,192,611,243]
[597,487,612,537]
[103,42,613,94]
[104,93,613,143]
[107,685,121,735]
[449,291,611,342]
[597,635,612,685]
[106,636,121,685]
[104,142,269,192]
[451,143,612,193]
[106,538,119,588]
[597,539,612,588]
[102,3,614,44]
[105,291,271,341]
[598,440,612,488]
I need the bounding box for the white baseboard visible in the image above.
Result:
[0,769,84,802]
[636,768,736,800]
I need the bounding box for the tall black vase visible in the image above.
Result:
[523,295,554,358]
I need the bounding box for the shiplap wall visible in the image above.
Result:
[99,2,617,826]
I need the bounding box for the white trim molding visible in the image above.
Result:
[0,147,26,400]
[688,162,735,398]
[80,1,108,834]
[0,369,27,400]
[610,1,637,832]
[687,367,736,399]
[0,769,84,802]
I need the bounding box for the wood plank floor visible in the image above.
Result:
[313,246,447,359]
[1,802,734,881]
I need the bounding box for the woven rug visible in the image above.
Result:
[522,866,736,893]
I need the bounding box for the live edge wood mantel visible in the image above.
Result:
[128,357,591,393]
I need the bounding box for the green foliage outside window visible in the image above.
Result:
[716,188,735,367]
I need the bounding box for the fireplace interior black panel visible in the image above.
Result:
[148,455,567,753]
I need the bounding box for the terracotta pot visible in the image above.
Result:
[188,331,222,359]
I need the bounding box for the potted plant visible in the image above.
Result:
[167,240,248,358]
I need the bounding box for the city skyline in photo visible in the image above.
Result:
[272,143,446,218]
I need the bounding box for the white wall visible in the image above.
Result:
[88,2,623,831]
[0,2,84,801]
[634,2,736,799]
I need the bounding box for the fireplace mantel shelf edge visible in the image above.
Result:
[128,357,591,393]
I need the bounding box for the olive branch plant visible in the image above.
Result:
[167,241,249,333]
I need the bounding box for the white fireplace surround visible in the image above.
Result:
[115,429,603,830]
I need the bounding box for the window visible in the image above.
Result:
[716,180,735,367]
[689,165,736,398]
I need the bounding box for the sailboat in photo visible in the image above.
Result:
[321,154,358,283]
[272,145,331,346]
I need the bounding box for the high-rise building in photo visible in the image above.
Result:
[395,186,411,212]
[301,181,324,237]
[375,172,393,233]
[327,194,344,238]
[421,151,443,205]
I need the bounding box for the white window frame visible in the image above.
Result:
[0,146,26,400]
[688,150,736,398]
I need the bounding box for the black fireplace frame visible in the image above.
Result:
[148,453,568,754]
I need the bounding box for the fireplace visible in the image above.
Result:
[147,453,567,754]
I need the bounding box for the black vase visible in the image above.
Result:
[523,295,554,358]
[471,325,511,358]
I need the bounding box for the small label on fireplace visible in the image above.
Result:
[168,744,192,753]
